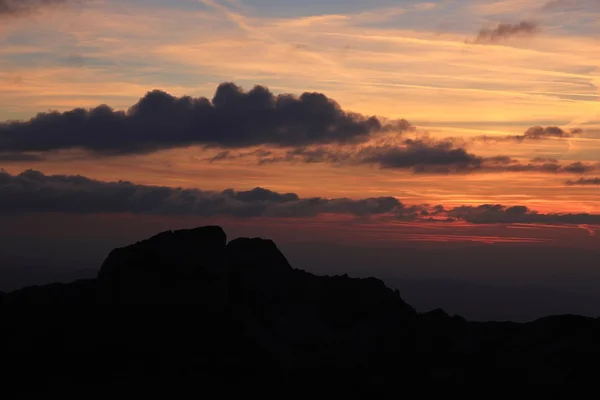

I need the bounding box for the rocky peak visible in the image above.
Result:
[96,226,227,305]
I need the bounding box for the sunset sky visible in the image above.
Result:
[1,0,600,256]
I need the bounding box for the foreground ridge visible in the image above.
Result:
[1,226,599,388]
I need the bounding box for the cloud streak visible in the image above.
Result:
[0,0,68,16]
[246,138,599,174]
[0,83,411,156]
[469,21,539,44]
[476,126,583,143]
[447,204,600,225]
[541,0,600,12]
[565,177,600,186]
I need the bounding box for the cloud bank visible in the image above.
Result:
[0,169,415,218]
[2,169,600,224]
[0,83,411,156]
[447,204,600,225]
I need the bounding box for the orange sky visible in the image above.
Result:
[1,0,600,237]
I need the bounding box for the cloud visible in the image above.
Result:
[541,0,599,12]
[531,157,559,163]
[206,148,273,163]
[248,138,599,174]
[519,126,581,140]
[0,0,68,16]
[475,126,583,143]
[355,139,481,172]
[256,138,484,172]
[447,204,600,225]
[469,21,539,44]
[3,169,600,225]
[0,152,44,161]
[0,83,412,156]
[565,177,600,186]
[0,169,418,219]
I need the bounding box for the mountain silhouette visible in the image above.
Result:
[1,226,599,390]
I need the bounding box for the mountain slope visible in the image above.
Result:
[1,226,599,388]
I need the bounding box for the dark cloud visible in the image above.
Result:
[531,157,559,163]
[222,187,299,204]
[207,148,273,163]
[0,83,412,156]
[257,138,484,172]
[355,139,481,172]
[519,126,581,140]
[483,155,515,165]
[0,152,44,161]
[560,161,596,174]
[3,169,600,225]
[470,21,539,44]
[0,169,417,219]
[476,126,582,143]
[0,0,68,16]
[484,160,598,174]
[565,177,600,186]
[247,138,598,175]
[258,146,353,165]
[447,204,600,225]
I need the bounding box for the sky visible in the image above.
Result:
[1,0,600,267]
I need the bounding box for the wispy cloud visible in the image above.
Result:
[565,177,600,185]
[475,125,583,142]
[541,0,600,12]
[0,0,69,17]
[469,20,539,44]
[220,137,599,175]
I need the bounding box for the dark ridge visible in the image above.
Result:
[1,225,600,390]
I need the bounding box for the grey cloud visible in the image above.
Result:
[206,148,273,163]
[0,83,412,156]
[256,138,484,172]
[0,152,44,161]
[487,160,599,174]
[476,126,582,143]
[560,161,597,174]
[447,204,600,225]
[0,0,68,16]
[0,169,416,219]
[355,139,481,171]
[518,126,581,140]
[470,21,539,44]
[565,177,600,186]
[247,138,598,175]
[222,187,299,204]
[531,157,559,163]
[3,169,600,225]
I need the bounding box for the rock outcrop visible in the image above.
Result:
[1,226,599,389]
